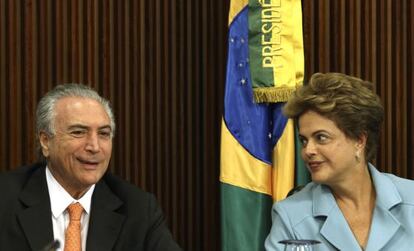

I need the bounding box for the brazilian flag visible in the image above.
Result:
[220,0,308,250]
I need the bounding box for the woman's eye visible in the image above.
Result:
[299,137,308,147]
[316,134,328,142]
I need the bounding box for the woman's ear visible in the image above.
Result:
[354,132,367,163]
[355,132,368,150]
[39,132,50,158]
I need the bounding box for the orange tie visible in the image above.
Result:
[64,203,84,251]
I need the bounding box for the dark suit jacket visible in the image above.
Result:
[0,162,182,251]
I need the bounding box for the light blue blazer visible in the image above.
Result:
[265,164,414,250]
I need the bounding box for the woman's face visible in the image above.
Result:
[298,110,364,186]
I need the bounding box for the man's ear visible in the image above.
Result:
[39,132,51,158]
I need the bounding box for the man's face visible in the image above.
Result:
[40,96,113,198]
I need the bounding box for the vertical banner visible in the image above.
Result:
[220,0,306,250]
[249,0,304,103]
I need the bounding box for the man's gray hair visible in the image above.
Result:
[36,83,116,137]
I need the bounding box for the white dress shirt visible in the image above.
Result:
[46,167,95,251]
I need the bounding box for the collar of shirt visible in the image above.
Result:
[45,166,95,219]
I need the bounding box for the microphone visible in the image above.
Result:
[41,240,60,251]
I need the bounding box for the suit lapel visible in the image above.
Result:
[319,207,361,250]
[365,165,402,250]
[364,206,400,250]
[17,166,54,251]
[312,185,361,250]
[314,166,403,250]
[86,178,125,251]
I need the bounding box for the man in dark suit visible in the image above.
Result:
[0,84,182,251]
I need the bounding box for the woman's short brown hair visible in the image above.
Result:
[283,72,384,161]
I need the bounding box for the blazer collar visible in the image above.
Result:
[312,185,361,249]
[311,164,402,250]
[18,164,55,251]
[365,164,401,250]
[86,176,125,251]
[17,164,126,251]
[368,164,401,209]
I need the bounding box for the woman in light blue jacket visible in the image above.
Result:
[265,73,414,251]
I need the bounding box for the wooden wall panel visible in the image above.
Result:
[0,1,413,250]
[302,0,413,179]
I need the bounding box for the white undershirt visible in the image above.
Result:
[46,167,95,251]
